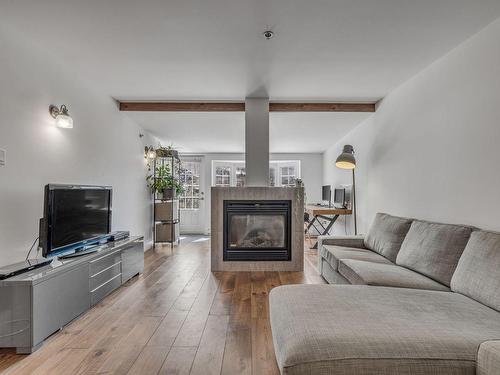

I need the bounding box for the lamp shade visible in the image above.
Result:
[147,149,156,159]
[50,104,73,129]
[335,144,356,169]
[55,114,74,129]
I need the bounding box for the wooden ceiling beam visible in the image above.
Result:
[269,102,375,112]
[119,102,245,112]
[118,101,376,112]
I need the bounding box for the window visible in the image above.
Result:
[215,165,231,186]
[212,161,244,187]
[280,166,297,187]
[212,160,300,187]
[179,160,201,209]
[271,161,300,187]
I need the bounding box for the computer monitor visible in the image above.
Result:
[322,185,331,203]
[334,188,346,208]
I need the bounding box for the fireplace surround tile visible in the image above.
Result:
[211,187,304,271]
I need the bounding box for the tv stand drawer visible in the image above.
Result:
[89,251,121,276]
[90,262,121,291]
[90,273,122,306]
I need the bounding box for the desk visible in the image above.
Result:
[305,205,352,249]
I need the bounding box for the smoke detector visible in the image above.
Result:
[263,30,275,40]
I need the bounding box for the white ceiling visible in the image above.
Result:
[2,1,500,152]
[126,111,371,153]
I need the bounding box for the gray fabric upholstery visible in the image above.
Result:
[317,236,366,273]
[364,213,413,262]
[451,230,500,312]
[396,220,473,286]
[477,341,500,375]
[318,235,366,250]
[320,245,392,271]
[338,259,450,291]
[270,285,500,375]
[320,259,350,285]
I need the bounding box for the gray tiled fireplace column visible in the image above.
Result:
[211,187,304,272]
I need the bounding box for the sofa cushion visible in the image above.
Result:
[320,258,350,285]
[396,220,473,286]
[270,285,500,375]
[321,245,391,271]
[338,259,450,291]
[364,213,413,262]
[477,341,500,375]
[451,230,500,312]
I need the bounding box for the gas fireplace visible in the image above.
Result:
[223,200,292,261]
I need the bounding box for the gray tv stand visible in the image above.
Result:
[0,236,144,354]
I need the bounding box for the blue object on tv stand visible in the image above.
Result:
[52,235,110,259]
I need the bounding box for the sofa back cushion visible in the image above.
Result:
[363,213,413,262]
[396,220,473,286]
[451,230,500,312]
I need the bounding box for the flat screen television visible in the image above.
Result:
[40,184,112,257]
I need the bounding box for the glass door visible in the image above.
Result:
[179,157,205,234]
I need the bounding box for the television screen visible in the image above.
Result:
[41,185,112,256]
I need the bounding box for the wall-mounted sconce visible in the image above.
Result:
[144,146,156,159]
[49,104,73,129]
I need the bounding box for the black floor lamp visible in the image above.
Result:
[335,145,357,235]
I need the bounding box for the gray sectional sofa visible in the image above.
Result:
[269,213,500,375]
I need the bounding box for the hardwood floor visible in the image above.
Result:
[0,236,325,375]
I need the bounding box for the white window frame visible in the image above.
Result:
[212,161,235,187]
[179,159,201,210]
[274,160,301,187]
[212,160,301,187]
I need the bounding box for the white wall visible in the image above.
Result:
[323,17,500,235]
[0,29,154,266]
[181,153,323,234]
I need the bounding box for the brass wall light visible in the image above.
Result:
[49,104,73,129]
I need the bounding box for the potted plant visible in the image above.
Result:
[164,173,184,199]
[146,164,184,200]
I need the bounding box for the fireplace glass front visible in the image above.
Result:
[223,200,291,261]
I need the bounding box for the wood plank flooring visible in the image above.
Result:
[0,236,325,375]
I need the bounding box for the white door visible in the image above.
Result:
[179,157,205,234]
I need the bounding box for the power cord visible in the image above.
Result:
[26,237,39,260]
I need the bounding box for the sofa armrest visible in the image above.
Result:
[318,235,366,250]
[478,340,500,375]
[317,235,366,273]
